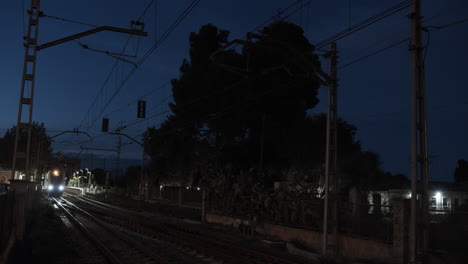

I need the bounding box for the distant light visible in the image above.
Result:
[53,170,60,176]
[435,192,442,200]
[186,187,189,190]
[197,187,200,191]
[160,185,163,189]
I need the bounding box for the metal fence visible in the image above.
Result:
[338,202,393,243]
[429,207,468,261]
[206,192,394,243]
[160,186,203,204]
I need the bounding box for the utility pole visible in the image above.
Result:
[11,0,147,181]
[409,0,429,263]
[12,0,41,181]
[322,42,338,256]
[107,130,146,210]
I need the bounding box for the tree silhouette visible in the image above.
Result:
[0,122,52,174]
[144,21,404,192]
[454,159,468,183]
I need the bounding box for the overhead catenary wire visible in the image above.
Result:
[80,0,201,132]
[77,1,157,131]
[84,0,311,135]
[338,37,409,69]
[42,14,99,27]
[339,16,468,70]
[426,18,468,31]
[315,0,413,49]
[79,0,414,138]
[103,82,171,118]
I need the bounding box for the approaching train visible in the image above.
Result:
[46,168,65,197]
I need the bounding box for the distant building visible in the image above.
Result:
[367,181,468,214]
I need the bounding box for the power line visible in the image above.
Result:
[103,82,170,118]
[339,29,407,62]
[78,2,157,131]
[315,0,413,48]
[100,0,201,127]
[338,37,409,69]
[426,18,468,31]
[250,0,304,33]
[80,0,200,132]
[138,0,155,22]
[85,0,311,134]
[42,14,99,27]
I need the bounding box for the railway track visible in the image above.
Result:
[62,195,309,264]
[54,197,218,264]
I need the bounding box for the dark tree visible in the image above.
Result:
[92,168,107,185]
[454,159,468,183]
[0,122,52,174]
[125,166,141,194]
[145,21,396,192]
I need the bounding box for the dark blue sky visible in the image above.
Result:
[1,0,467,181]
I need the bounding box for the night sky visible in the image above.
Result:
[1,0,467,181]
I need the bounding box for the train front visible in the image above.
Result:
[47,169,64,197]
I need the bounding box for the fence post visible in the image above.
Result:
[393,198,410,264]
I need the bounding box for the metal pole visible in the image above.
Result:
[322,42,338,256]
[138,146,145,210]
[409,0,429,262]
[116,132,121,186]
[12,0,41,181]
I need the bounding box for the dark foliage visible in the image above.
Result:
[144,21,403,192]
[0,122,52,173]
[454,159,468,183]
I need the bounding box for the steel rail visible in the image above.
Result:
[52,197,125,264]
[57,197,171,264]
[71,195,307,264]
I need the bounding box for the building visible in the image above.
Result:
[368,181,468,214]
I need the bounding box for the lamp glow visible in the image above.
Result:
[53,170,60,176]
[435,192,442,203]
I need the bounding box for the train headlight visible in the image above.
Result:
[59,185,64,191]
[53,170,60,176]
[48,185,54,191]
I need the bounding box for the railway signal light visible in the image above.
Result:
[137,100,146,118]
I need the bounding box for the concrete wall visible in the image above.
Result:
[206,213,396,263]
